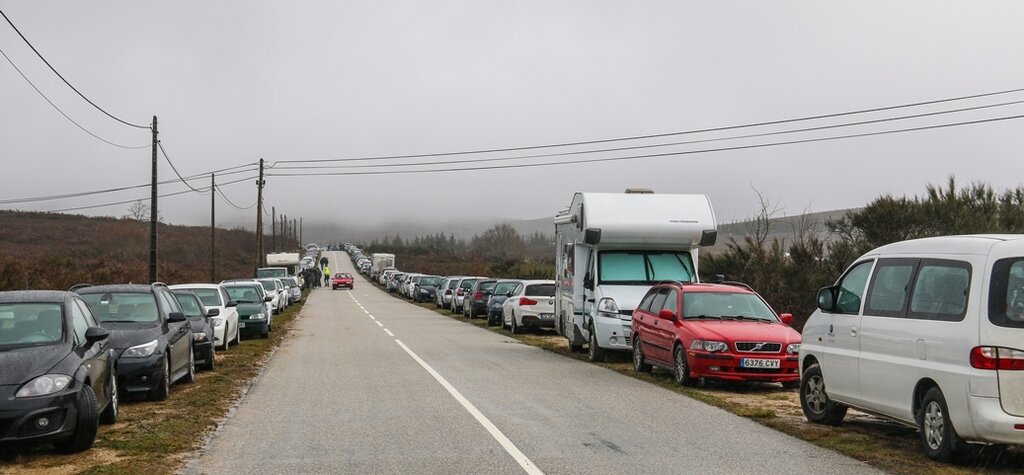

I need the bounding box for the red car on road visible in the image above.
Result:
[631,281,801,388]
[331,273,354,290]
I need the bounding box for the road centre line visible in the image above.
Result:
[383,328,394,337]
[375,321,383,327]
[394,340,544,475]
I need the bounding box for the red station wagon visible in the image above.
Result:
[331,273,354,290]
[631,282,801,387]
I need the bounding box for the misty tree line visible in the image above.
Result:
[702,177,1024,330]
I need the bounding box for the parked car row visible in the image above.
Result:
[0,272,304,454]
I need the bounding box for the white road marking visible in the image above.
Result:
[383,328,394,337]
[375,321,383,327]
[369,315,376,320]
[394,339,544,475]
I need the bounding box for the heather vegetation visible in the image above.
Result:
[0,210,278,291]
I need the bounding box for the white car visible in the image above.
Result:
[403,274,422,299]
[272,278,291,308]
[800,235,1024,461]
[282,277,302,303]
[255,278,284,314]
[502,280,557,334]
[170,283,240,351]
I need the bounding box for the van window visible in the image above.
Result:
[989,258,1024,328]
[834,260,874,315]
[864,259,916,317]
[908,260,971,322]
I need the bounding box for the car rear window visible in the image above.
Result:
[0,303,64,349]
[989,257,1024,328]
[80,292,160,323]
[493,282,519,295]
[525,284,556,297]
[460,279,478,289]
[479,281,497,292]
[447,279,460,289]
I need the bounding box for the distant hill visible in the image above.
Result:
[709,209,855,253]
[0,210,271,291]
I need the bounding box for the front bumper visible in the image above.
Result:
[193,340,214,367]
[966,395,1024,444]
[239,319,269,337]
[116,353,166,394]
[0,384,79,446]
[687,352,800,383]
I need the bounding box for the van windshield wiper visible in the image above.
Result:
[683,314,722,320]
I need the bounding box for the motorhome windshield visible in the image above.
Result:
[257,268,288,278]
[598,251,695,285]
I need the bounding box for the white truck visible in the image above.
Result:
[370,253,396,279]
[553,189,717,361]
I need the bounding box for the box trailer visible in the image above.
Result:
[553,189,717,361]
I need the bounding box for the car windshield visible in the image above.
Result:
[80,292,160,323]
[0,303,64,350]
[525,284,556,297]
[598,251,695,285]
[172,293,204,318]
[256,268,287,278]
[188,288,223,307]
[335,273,352,279]
[682,292,777,322]
[420,277,442,286]
[282,278,297,286]
[257,280,276,293]
[225,286,264,303]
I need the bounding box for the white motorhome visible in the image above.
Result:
[554,189,717,361]
[370,253,396,279]
[261,253,300,277]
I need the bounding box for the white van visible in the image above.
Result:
[553,189,717,362]
[800,235,1024,461]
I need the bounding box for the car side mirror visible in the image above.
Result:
[817,287,837,312]
[780,313,794,325]
[167,312,187,323]
[226,300,238,308]
[506,291,512,297]
[84,326,109,344]
[658,309,676,320]
[206,308,221,318]
[265,296,274,302]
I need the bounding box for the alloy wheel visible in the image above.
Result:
[804,375,827,415]
[923,401,945,450]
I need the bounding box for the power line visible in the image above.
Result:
[158,141,208,194]
[215,184,256,210]
[266,111,1024,178]
[45,174,256,213]
[0,163,256,205]
[270,86,1024,166]
[0,8,150,130]
[0,47,149,149]
[268,97,1024,172]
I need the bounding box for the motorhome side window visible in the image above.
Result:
[864,259,916,317]
[597,251,695,285]
[834,260,874,315]
[989,258,1024,328]
[907,260,970,322]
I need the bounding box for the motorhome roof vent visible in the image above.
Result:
[624,188,654,194]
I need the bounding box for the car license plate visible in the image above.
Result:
[239,322,246,328]
[539,313,553,319]
[740,358,780,369]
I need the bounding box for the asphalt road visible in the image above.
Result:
[186,252,881,474]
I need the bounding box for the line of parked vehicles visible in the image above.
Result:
[345,189,1024,463]
[0,263,309,454]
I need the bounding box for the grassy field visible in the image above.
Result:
[397,290,1024,475]
[0,293,307,475]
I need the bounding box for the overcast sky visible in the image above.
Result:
[3,1,1024,238]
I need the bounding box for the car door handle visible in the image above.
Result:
[850,326,858,337]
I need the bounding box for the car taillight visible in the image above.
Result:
[971,346,1024,370]
[519,297,538,306]
[445,289,452,295]
[473,291,482,300]
[457,289,464,296]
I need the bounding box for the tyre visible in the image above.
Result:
[53,384,99,454]
[799,363,847,425]
[511,316,521,334]
[204,344,215,371]
[233,323,241,346]
[919,387,967,462]
[182,346,196,383]
[672,345,692,386]
[261,329,270,339]
[99,366,118,425]
[150,356,170,401]
[467,304,475,319]
[782,381,799,390]
[587,325,605,362]
[633,337,652,373]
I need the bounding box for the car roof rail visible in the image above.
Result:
[720,280,754,291]
[68,283,93,292]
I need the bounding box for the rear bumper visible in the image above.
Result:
[966,396,1024,444]
[687,352,799,383]
[521,313,556,328]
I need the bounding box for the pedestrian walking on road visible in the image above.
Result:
[312,268,322,288]
[323,265,331,287]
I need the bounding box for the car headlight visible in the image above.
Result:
[249,312,267,320]
[193,333,209,343]
[596,297,619,316]
[690,340,728,353]
[212,317,225,327]
[491,302,502,309]
[787,343,801,354]
[16,374,72,398]
[123,339,159,358]
[419,289,429,294]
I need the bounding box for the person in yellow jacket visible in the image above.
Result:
[323,265,331,287]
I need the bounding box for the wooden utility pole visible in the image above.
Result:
[271,206,277,253]
[211,173,216,282]
[255,158,265,273]
[282,214,288,249]
[299,217,303,246]
[149,116,158,283]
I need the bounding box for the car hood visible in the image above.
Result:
[419,285,437,292]
[488,295,509,305]
[100,322,163,351]
[684,320,801,344]
[0,344,71,385]
[235,302,266,316]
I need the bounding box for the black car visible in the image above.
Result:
[75,283,194,401]
[486,280,522,326]
[464,279,498,319]
[413,276,442,303]
[0,291,118,453]
[171,290,217,371]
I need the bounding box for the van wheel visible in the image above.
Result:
[919,387,967,462]
[800,363,847,425]
[587,325,605,362]
[633,337,652,373]
[672,346,692,386]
